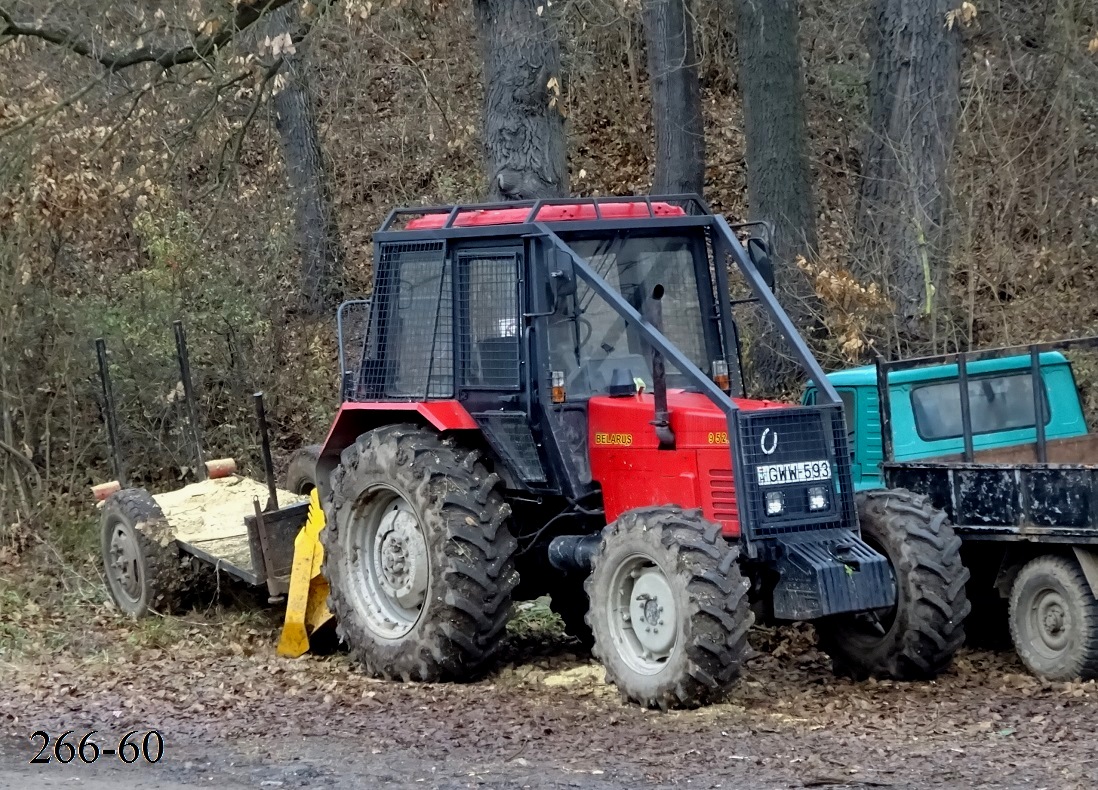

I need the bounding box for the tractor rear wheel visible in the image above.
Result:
[1008,554,1098,680]
[585,507,752,709]
[816,489,970,680]
[100,488,200,617]
[322,424,519,681]
[285,444,322,495]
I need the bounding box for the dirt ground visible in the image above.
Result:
[2,590,1097,790]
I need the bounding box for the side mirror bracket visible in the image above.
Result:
[549,249,577,308]
[747,237,776,290]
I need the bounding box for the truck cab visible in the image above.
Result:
[802,352,1088,491]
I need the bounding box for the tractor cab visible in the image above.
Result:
[313,196,967,709]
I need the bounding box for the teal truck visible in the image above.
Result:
[805,338,1098,681]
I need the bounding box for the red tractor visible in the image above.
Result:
[301,196,969,709]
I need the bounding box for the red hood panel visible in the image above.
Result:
[587,390,789,449]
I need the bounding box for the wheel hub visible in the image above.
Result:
[373,506,429,611]
[108,526,141,601]
[608,555,680,674]
[1034,591,1070,651]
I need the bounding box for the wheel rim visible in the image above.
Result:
[606,554,679,675]
[1027,586,1073,657]
[347,487,430,640]
[107,524,142,605]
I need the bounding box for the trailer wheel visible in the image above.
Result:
[816,489,970,680]
[550,583,594,650]
[100,488,192,617]
[322,424,518,681]
[584,507,753,709]
[285,444,322,494]
[1008,554,1098,680]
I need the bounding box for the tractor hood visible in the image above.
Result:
[587,389,787,450]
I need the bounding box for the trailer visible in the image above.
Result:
[93,323,332,658]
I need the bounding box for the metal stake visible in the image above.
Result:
[1030,346,1047,464]
[254,392,278,512]
[957,353,974,463]
[173,320,206,481]
[95,338,129,488]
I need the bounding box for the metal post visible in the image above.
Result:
[172,320,206,481]
[957,353,974,463]
[1031,346,1047,464]
[253,392,279,512]
[876,358,893,464]
[95,338,129,488]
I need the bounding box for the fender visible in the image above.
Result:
[315,401,479,499]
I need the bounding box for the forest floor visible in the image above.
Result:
[1,574,1097,790]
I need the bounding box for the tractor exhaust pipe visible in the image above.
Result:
[548,534,602,573]
[644,285,675,449]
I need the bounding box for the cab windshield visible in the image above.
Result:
[549,233,713,397]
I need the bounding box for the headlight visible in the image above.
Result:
[765,491,785,516]
[807,486,828,511]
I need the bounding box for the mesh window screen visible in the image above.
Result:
[358,241,453,401]
[458,253,520,389]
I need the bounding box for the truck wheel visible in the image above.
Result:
[285,444,322,494]
[100,488,190,617]
[550,583,594,649]
[1008,554,1098,680]
[322,424,519,681]
[816,489,970,680]
[584,507,752,709]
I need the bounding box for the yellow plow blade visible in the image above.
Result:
[277,488,333,657]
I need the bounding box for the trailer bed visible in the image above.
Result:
[152,476,308,583]
[885,437,1098,544]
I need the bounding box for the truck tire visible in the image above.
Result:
[817,489,970,680]
[550,583,594,650]
[1008,554,1098,680]
[584,507,753,709]
[285,444,322,494]
[100,488,195,617]
[322,424,519,681]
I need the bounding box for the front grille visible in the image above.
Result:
[735,404,856,540]
[708,468,738,522]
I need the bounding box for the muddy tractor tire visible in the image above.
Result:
[585,507,753,710]
[817,489,970,680]
[100,488,200,617]
[1008,554,1098,680]
[550,583,594,650]
[285,443,323,495]
[322,424,519,681]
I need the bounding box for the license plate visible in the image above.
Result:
[755,460,832,486]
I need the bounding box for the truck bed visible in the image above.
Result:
[884,436,1098,543]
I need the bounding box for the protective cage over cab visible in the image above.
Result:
[321,195,893,625]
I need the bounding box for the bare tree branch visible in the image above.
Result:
[0,1,294,72]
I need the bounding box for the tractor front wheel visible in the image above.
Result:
[322,424,519,681]
[585,507,753,709]
[816,489,970,680]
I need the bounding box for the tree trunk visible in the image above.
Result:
[474,0,568,201]
[260,5,344,315]
[643,0,705,195]
[737,0,817,261]
[855,0,962,348]
[736,0,819,393]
